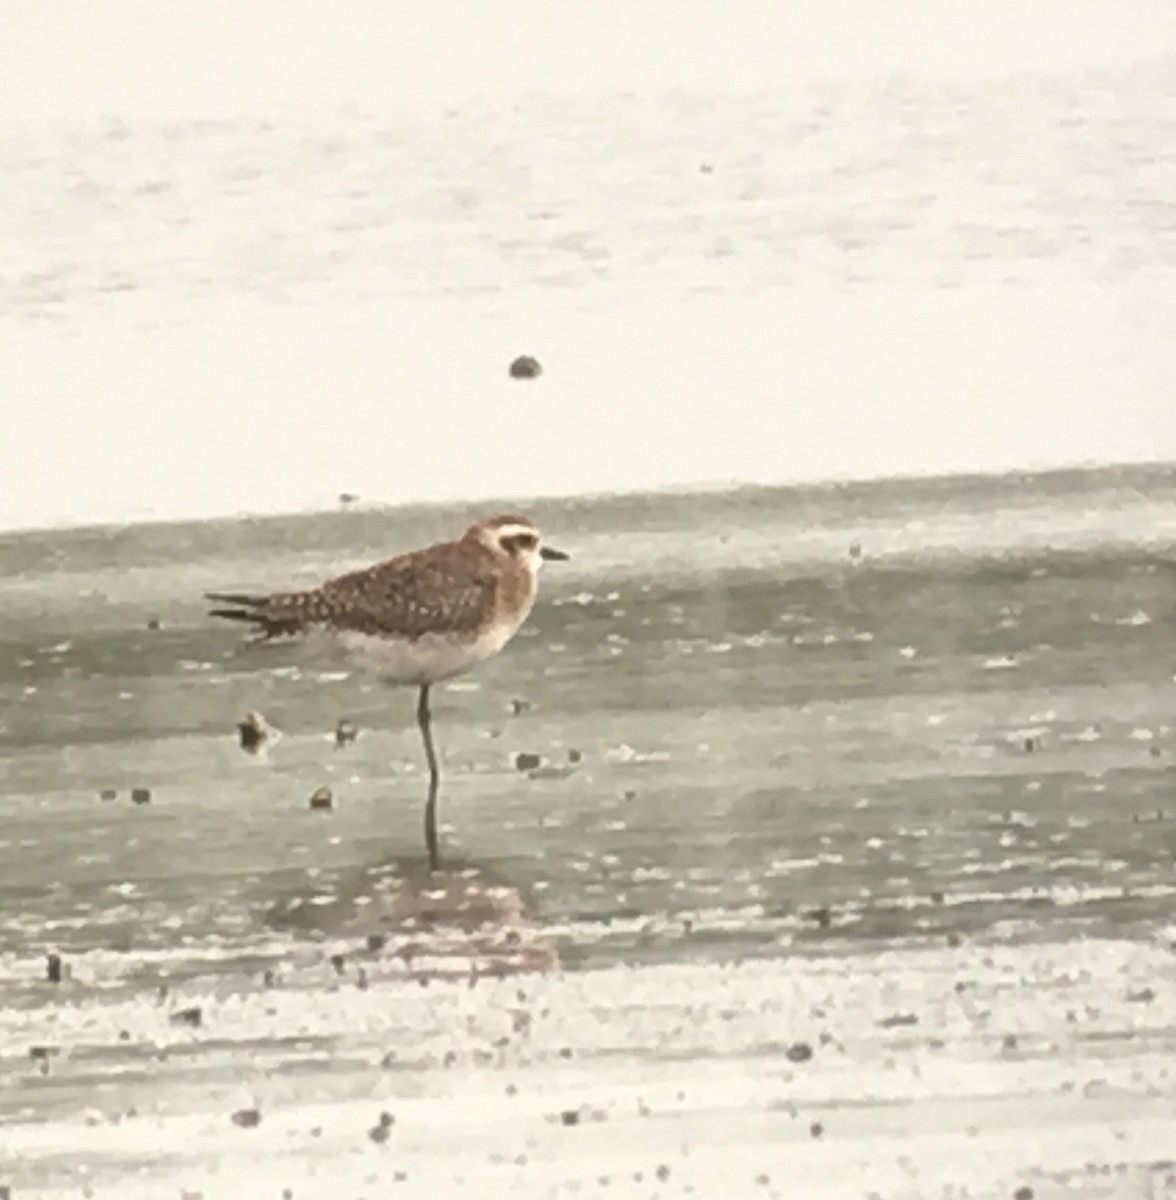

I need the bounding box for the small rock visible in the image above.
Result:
[785,1042,813,1063]
[338,492,359,506]
[622,789,637,802]
[1127,987,1155,1004]
[46,953,64,983]
[230,1107,261,1128]
[329,953,346,975]
[368,1111,394,1144]
[334,718,358,748]
[514,752,542,772]
[130,787,151,805]
[560,1109,580,1126]
[810,1120,824,1139]
[366,934,386,953]
[509,355,542,380]
[309,786,334,811]
[567,748,583,764]
[171,1005,203,1028]
[656,1165,671,1182]
[930,890,945,904]
[146,617,162,631]
[98,788,118,802]
[946,932,962,948]
[509,697,531,715]
[848,539,862,560]
[1014,1188,1034,1200]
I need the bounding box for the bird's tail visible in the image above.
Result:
[206,592,307,640]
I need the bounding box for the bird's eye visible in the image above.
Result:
[506,533,538,553]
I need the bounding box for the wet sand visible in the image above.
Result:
[4,935,1175,1199]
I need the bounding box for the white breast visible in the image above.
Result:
[305,623,517,687]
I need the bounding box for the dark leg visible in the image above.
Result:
[417,683,441,872]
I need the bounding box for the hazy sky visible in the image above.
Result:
[2,0,1176,530]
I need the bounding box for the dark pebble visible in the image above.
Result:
[146,618,162,631]
[785,1042,813,1063]
[1014,1188,1034,1200]
[230,1108,261,1128]
[946,932,962,948]
[560,1109,580,1126]
[509,355,542,380]
[930,890,945,904]
[130,787,151,805]
[329,953,346,975]
[810,1121,824,1139]
[808,906,833,930]
[0,1184,11,1199]
[1128,987,1156,1004]
[567,748,582,764]
[309,786,334,811]
[99,788,118,802]
[514,752,542,772]
[656,1165,671,1182]
[171,1005,203,1028]
[46,953,64,984]
[335,719,358,747]
[366,934,386,953]
[237,713,268,752]
[509,697,531,715]
[369,1111,394,1144]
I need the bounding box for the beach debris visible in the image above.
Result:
[46,953,64,983]
[806,906,833,930]
[514,752,542,772]
[878,1012,919,1028]
[170,1005,203,1028]
[334,717,358,747]
[338,492,359,506]
[784,1042,813,1063]
[1127,986,1156,1004]
[509,697,531,715]
[29,1045,59,1067]
[230,1107,262,1128]
[368,1110,395,1144]
[98,788,117,802]
[509,355,542,380]
[146,617,162,631]
[237,711,273,754]
[130,787,151,805]
[309,786,334,811]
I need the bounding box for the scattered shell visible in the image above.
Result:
[509,355,542,380]
[237,711,273,754]
[309,786,334,811]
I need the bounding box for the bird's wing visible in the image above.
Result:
[207,542,498,642]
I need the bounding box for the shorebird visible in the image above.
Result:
[206,514,568,871]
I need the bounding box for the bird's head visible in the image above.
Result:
[466,514,569,574]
